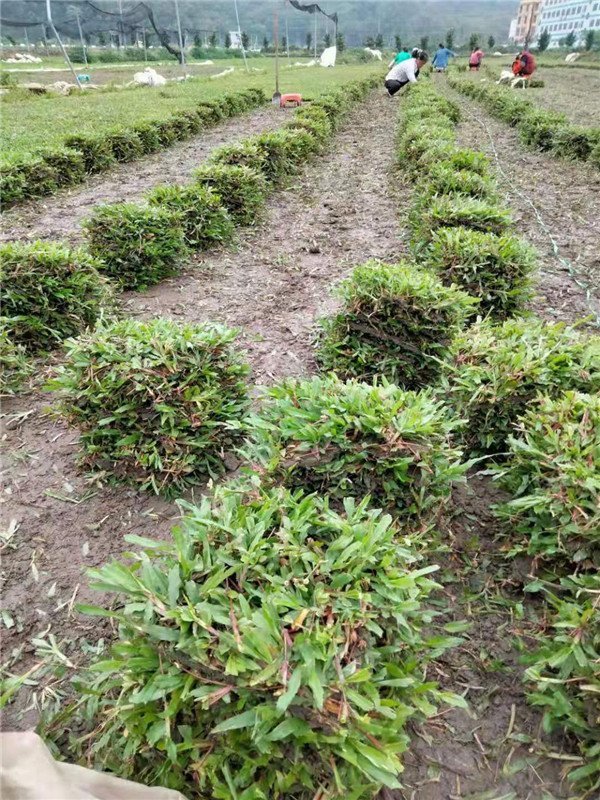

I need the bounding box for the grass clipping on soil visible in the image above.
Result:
[442,318,600,455]
[493,391,600,565]
[0,241,113,353]
[522,573,600,792]
[242,375,467,523]
[49,318,250,495]
[40,486,466,798]
[317,260,478,387]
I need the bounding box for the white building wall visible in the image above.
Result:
[537,0,599,46]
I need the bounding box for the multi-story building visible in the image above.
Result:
[536,1,599,46]
[511,0,542,44]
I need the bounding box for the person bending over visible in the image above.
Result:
[512,49,536,79]
[384,50,429,96]
[469,47,485,71]
[388,46,420,69]
[432,43,455,72]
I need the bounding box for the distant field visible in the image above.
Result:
[1,60,381,166]
[454,58,600,128]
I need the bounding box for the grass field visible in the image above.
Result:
[1,60,381,166]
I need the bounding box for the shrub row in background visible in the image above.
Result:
[449,78,600,168]
[81,76,379,292]
[42,485,466,798]
[0,88,267,209]
[398,82,536,318]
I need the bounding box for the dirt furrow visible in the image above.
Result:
[440,78,600,328]
[125,91,404,384]
[0,105,287,246]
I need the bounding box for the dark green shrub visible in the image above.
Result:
[419,164,496,199]
[84,203,188,290]
[209,140,268,174]
[410,196,512,246]
[3,155,60,200]
[106,129,145,162]
[64,133,117,173]
[417,146,491,177]
[0,241,113,353]
[196,101,225,124]
[193,164,267,224]
[522,574,600,791]
[0,327,33,395]
[41,485,464,796]
[255,128,317,182]
[40,147,86,188]
[147,184,234,249]
[131,122,163,154]
[50,318,250,494]
[421,227,536,317]
[0,166,26,207]
[518,109,568,151]
[317,260,478,387]
[550,126,600,162]
[397,125,455,166]
[243,376,466,520]
[589,141,600,170]
[170,109,203,138]
[442,319,600,455]
[493,392,600,563]
[152,119,181,147]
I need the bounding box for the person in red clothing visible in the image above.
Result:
[512,49,536,78]
[469,48,485,70]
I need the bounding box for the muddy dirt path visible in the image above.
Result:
[440,79,600,329]
[0,105,287,246]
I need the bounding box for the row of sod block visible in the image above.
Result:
[303,80,600,791]
[3,74,599,796]
[449,76,600,168]
[0,76,380,392]
[0,87,267,209]
[4,76,481,797]
[394,82,599,791]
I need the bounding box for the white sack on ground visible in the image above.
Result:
[0,732,188,800]
[133,67,167,86]
[363,48,382,60]
[320,46,337,67]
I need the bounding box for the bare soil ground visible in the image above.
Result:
[1,88,593,798]
[439,77,600,328]
[0,105,288,246]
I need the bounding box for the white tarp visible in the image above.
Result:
[363,48,382,60]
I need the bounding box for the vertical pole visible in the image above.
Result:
[143,27,148,62]
[75,10,88,66]
[233,0,249,72]
[24,28,30,49]
[118,0,124,47]
[284,0,290,63]
[42,24,50,56]
[174,0,186,65]
[273,0,280,101]
[45,0,82,89]
[313,13,317,59]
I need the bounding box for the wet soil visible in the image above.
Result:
[1,88,592,798]
[439,78,600,328]
[0,104,288,246]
